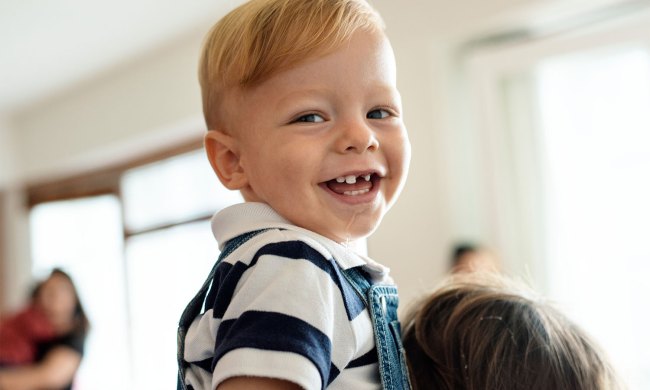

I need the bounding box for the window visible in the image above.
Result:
[29,148,242,389]
[537,46,650,388]
[121,150,241,388]
[125,221,216,389]
[30,195,130,389]
[121,151,241,233]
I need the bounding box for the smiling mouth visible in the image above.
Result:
[323,173,380,196]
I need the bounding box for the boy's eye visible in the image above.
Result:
[294,113,325,123]
[367,109,390,119]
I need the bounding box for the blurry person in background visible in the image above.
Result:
[402,274,623,390]
[0,295,55,366]
[0,268,89,390]
[450,242,500,274]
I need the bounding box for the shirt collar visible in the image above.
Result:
[211,202,390,276]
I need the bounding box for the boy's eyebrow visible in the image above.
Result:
[274,85,401,109]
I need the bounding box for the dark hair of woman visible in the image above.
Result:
[402,274,623,390]
[31,268,90,339]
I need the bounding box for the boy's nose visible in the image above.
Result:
[338,120,379,153]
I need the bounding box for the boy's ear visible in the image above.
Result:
[204,130,248,190]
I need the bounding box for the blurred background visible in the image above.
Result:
[1,0,649,388]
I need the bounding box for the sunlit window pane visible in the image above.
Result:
[125,220,217,389]
[30,195,130,390]
[121,150,242,231]
[537,46,650,389]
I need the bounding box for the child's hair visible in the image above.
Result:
[199,0,385,130]
[402,274,623,390]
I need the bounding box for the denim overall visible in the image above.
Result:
[177,230,412,390]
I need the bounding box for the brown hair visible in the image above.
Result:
[402,274,623,390]
[198,0,385,130]
[32,268,90,339]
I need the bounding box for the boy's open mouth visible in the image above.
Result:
[323,173,379,196]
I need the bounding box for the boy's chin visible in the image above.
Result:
[283,208,381,243]
[323,226,376,244]
[338,218,383,243]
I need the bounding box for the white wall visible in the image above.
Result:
[0,120,16,187]
[1,120,26,312]
[10,32,207,182]
[1,122,32,313]
[1,31,207,308]
[0,188,31,312]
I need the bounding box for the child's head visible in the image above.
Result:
[402,275,622,390]
[201,0,411,243]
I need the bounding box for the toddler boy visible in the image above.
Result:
[177,0,411,389]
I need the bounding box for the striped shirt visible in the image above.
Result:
[182,202,393,390]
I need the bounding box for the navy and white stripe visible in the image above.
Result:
[182,203,387,390]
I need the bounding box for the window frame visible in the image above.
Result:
[25,138,206,238]
[457,4,650,289]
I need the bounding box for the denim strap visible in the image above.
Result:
[341,267,412,390]
[177,229,269,390]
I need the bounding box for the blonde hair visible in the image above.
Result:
[199,0,385,130]
[402,274,624,390]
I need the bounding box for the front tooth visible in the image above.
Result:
[345,175,357,184]
[363,174,371,181]
[344,189,370,196]
[336,177,346,183]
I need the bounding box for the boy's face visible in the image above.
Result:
[212,29,410,243]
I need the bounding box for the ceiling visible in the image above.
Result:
[0,0,243,116]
